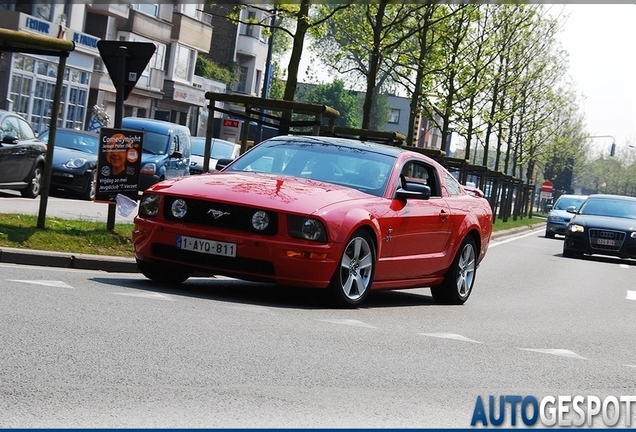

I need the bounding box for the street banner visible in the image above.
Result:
[95,128,142,203]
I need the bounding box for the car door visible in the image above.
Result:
[378,159,454,280]
[0,115,29,183]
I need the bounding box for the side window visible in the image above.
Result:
[443,171,462,196]
[18,118,35,139]
[171,134,179,154]
[401,160,440,197]
[1,117,22,140]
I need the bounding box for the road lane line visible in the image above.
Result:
[419,333,482,343]
[8,279,74,289]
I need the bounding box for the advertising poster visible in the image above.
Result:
[95,128,143,203]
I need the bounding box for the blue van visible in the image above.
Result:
[121,117,191,191]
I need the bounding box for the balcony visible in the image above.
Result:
[119,9,172,43]
[171,12,213,53]
[86,4,129,19]
[235,34,266,58]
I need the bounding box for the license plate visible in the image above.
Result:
[176,235,236,257]
[596,238,615,246]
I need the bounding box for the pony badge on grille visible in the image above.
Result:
[207,209,230,219]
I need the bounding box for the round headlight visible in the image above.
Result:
[301,219,324,241]
[171,198,188,218]
[252,210,270,231]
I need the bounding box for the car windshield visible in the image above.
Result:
[578,198,636,219]
[224,138,396,197]
[139,131,170,155]
[191,138,237,159]
[553,197,586,210]
[40,130,99,154]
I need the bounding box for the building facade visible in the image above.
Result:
[0,2,247,137]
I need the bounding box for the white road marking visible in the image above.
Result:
[110,292,174,301]
[626,290,636,301]
[519,348,587,360]
[619,264,630,269]
[420,333,482,343]
[490,228,545,247]
[625,364,636,368]
[318,319,377,329]
[8,279,74,289]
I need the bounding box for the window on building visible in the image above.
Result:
[180,3,199,19]
[136,3,159,17]
[173,44,195,82]
[389,109,400,124]
[237,66,248,93]
[241,11,256,37]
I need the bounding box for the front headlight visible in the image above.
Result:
[288,215,327,242]
[140,162,157,175]
[568,224,585,233]
[139,194,160,217]
[252,210,270,231]
[63,158,88,169]
[548,215,565,223]
[171,198,188,219]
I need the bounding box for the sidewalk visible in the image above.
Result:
[0,222,546,274]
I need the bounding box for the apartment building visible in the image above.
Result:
[0,2,269,137]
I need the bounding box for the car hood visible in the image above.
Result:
[570,214,636,231]
[548,210,573,219]
[52,146,97,164]
[146,172,377,214]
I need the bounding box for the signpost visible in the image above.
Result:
[540,180,553,202]
[97,40,155,231]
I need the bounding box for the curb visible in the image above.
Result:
[0,247,138,273]
[1,222,546,274]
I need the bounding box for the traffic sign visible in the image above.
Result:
[97,41,156,100]
[541,180,553,193]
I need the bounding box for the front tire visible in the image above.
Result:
[20,164,43,198]
[83,171,97,201]
[137,259,193,284]
[431,236,477,305]
[328,230,375,308]
[545,230,555,239]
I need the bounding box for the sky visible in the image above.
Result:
[556,4,636,151]
[289,4,636,151]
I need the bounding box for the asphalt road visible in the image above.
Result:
[1,227,635,428]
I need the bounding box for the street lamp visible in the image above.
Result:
[585,135,616,156]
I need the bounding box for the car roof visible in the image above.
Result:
[122,117,190,133]
[264,135,408,158]
[586,194,636,202]
[556,194,588,200]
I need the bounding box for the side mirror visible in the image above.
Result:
[1,135,18,145]
[396,181,431,200]
[215,158,234,171]
[169,150,183,159]
[546,204,553,211]
[565,206,577,214]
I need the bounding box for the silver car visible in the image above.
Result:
[545,194,588,238]
[189,137,240,175]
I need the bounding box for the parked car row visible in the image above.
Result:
[0,111,242,200]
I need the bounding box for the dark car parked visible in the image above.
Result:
[0,110,46,198]
[563,194,636,260]
[38,128,99,200]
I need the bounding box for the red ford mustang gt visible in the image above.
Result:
[133,135,493,307]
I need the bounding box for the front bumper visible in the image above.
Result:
[133,217,339,288]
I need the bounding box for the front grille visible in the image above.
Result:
[163,197,278,235]
[152,243,275,276]
[589,229,625,251]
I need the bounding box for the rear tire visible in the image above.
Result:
[431,236,477,305]
[137,259,193,284]
[20,164,43,198]
[328,230,375,308]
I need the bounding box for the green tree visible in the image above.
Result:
[295,79,361,128]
